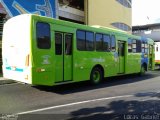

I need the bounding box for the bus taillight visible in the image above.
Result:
[25,54,30,66]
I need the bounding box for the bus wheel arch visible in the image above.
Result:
[90,65,104,85]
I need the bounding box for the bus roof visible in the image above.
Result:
[11,14,141,39]
[31,14,131,35]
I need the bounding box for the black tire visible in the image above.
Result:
[90,67,103,85]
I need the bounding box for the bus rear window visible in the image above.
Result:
[36,22,51,49]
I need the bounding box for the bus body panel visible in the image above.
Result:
[2,14,32,84]
[73,51,118,81]
[126,53,141,73]
[2,14,155,86]
[141,37,155,70]
[31,16,55,86]
[124,35,142,74]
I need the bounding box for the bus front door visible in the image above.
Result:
[118,41,125,73]
[55,32,73,83]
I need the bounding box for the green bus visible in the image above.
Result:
[141,37,155,71]
[2,14,154,86]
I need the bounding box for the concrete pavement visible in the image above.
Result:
[0,70,160,118]
[0,77,15,85]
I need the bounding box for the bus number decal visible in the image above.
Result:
[92,58,105,62]
[41,55,51,65]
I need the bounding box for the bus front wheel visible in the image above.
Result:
[90,67,103,85]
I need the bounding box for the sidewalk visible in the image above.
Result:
[0,77,16,85]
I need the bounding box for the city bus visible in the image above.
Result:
[2,14,154,86]
[141,37,155,70]
[155,41,160,68]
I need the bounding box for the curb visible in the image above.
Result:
[0,79,16,85]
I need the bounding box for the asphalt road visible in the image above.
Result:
[1,70,160,120]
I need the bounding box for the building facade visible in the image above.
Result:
[85,0,132,32]
[0,0,132,72]
[0,0,132,32]
[132,23,160,42]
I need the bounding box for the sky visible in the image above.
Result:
[132,0,160,26]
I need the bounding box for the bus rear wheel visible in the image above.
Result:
[90,67,103,85]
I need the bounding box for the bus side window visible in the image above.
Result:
[132,40,136,53]
[128,38,132,52]
[95,33,103,51]
[36,22,51,49]
[136,40,141,53]
[77,30,85,51]
[103,34,111,52]
[142,42,145,53]
[111,35,116,52]
[86,31,94,51]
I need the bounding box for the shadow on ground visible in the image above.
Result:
[68,92,160,120]
[33,71,160,95]
[16,92,160,120]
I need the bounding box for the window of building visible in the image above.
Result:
[128,0,132,3]
[116,0,132,8]
[59,0,84,11]
[111,22,131,31]
[36,22,51,49]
